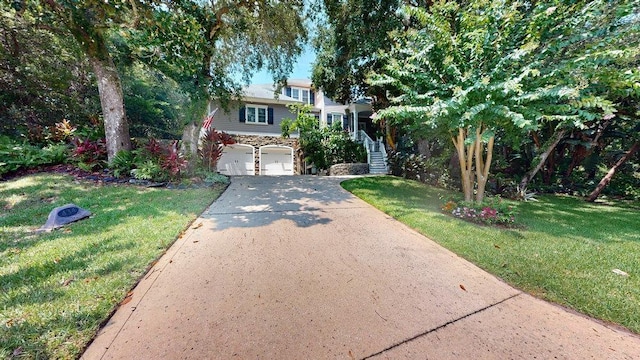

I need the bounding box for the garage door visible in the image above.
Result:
[260,145,294,175]
[217,144,255,175]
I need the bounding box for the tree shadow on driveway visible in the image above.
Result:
[199,176,367,231]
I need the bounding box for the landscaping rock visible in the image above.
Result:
[37,203,91,233]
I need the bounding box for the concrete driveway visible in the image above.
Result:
[82,176,640,359]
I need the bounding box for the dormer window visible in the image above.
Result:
[285,86,315,105]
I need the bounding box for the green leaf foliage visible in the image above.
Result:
[370,0,639,140]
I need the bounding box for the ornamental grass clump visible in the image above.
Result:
[442,197,518,227]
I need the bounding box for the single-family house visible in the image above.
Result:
[208,79,387,175]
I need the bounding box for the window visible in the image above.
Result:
[328,113,342,126]
[246,104,268,124]
[286,86,314,105]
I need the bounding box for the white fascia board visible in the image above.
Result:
[325,105,348,114]
[243,96,301,106]
[225,130,300,138]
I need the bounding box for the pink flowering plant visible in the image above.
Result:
[442,197,518,227]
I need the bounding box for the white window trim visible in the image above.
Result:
[246,104,269,125]
[289,87,312,105]
[329,113,342,126]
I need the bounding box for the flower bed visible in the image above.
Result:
[442,198,518,227]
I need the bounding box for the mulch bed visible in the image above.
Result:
[1,164,218,189]
[1,164,127,184]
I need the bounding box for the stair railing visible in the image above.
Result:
[358,130,374,164]
[377,137,388,173]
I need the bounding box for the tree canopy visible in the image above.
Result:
[367,0,639,202]
[311,0,402,103]
[1,0,308,161]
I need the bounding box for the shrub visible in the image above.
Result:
[0,136,69,176]
[50,119,77,143]
[283,105,366,170]
[199,128,235,172]
[71,137,107,170]
[130,138,188,182]
[110,150,135,178]
[326,127,367,164]
[131,160,163,181]
[161,141,187,180]
[203,172,230,185]
[388,149,456,188]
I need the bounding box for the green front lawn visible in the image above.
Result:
[342,176,640,333]
[0,174,224,359]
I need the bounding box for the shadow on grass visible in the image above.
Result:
[343,176,639,243]
[0,235,137,358]
[521,195,640,242]
[1,174,220,359]
[1,178,211,254]
[1,302,107,359]
[0,235,134,308]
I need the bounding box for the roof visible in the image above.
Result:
[242,83,300,105]
[285,79,313,88]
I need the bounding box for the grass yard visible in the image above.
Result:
[342,176,640,334]
[0,174,225,359]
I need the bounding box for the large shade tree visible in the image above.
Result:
[14,0,306,162]
[311,0,402,103]
[0,6,100,137]
[35,0,145,161]
[369,0,637,203]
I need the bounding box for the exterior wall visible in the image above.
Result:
[323,96,342,106]
[209,101,297,137]
[230,135,302,175]
[324,105,348,128]
[207,81,375,175]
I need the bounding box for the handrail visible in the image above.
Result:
[358,130,389,173]
[359,130,374,164]
[378,137,388,170]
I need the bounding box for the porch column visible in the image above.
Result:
[353,110,359,140]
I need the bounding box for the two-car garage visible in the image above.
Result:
[217,144,294,176]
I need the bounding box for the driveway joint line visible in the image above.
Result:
[361,292,523,360]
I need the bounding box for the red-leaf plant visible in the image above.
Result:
[161,140,187,180]
[71,137,107,169]
[199,128,235,172]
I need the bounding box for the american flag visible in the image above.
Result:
[202,108,218,130]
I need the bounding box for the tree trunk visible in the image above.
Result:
[417,139,431,158]
[90,55,131,163]
[181,121,200,172]
[565,120,610,180]
[474,126,494,203]
[586,141,639,202]
[452,128,474,202]
[518,129,566,195]
[564,144,587,179]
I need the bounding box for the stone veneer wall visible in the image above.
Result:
[329,163,369,176]
[231,135,301,175]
